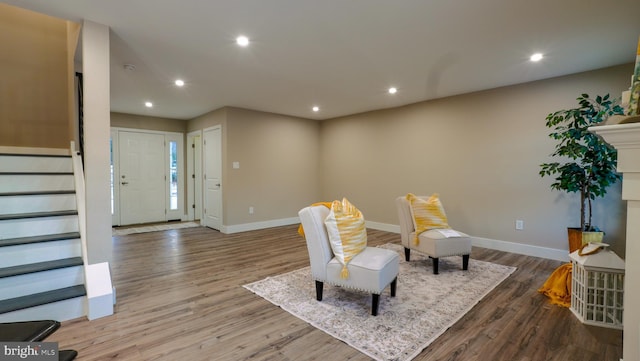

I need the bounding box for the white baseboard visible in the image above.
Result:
[470,236,569,262]
[366,221,400,233]
[222,217,300,234]
[223,218,569,262]
[366,222,569,262]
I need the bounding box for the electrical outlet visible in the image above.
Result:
[249,206,254,214]
[515,220,524,230]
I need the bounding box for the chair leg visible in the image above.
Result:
[462,254,470,270]
[404,247,411,261]
[432,257,439,274]
[315,280,323,301]
[390,277,397,297]
[371,294,380,316]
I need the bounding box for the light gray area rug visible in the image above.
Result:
[112,221,201,236]
[244,243,516,361]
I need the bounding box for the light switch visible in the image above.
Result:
[233,161,240,169]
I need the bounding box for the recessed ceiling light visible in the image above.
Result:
[236,35,250,47]
[145,101,153,108]
[530,53,544,62]
[388,87,397,94]
[312,106,319,112]
[175,79,185,87]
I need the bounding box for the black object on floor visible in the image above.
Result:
[59,349,78,361]
[0,320,78,360]
[0,320,60,342]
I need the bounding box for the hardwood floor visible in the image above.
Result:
[53,225,622,360]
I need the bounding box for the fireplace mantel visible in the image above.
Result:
[590,122,640,361]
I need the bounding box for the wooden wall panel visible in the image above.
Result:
[0,4,73,149]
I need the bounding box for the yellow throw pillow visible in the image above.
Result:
[406,193,450,245]
[324,198,367,279]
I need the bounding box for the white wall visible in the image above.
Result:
[82,20,112,264]
[321,64,633,257]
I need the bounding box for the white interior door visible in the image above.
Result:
[119,131,166,225]
[203,126,222,230]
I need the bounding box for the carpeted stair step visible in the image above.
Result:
[0,153,71,158]
[0,210,78,221]
[0,190,76,197]
[0,257,83,279]
[0,153,73,175]
[0,285,86,314]
[0,232,81,248]
[0,172,74,175]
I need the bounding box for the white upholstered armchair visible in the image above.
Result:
[298,205,399,316]
[396,195,472,274]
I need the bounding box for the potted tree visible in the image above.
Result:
[539,93,624,253]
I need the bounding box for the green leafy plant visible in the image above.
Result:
[539,93,624,231]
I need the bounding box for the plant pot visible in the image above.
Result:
[582,231,604,244]
[567,228,605,253]
[567,228,583,253]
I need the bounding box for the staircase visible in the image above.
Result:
[0,151,87,322]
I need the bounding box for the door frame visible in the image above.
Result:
[186,130,203,223]
[110,129,120,225]
[111,127,185,226]
[165,132,185,221]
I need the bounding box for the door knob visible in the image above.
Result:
[121,181,129,185]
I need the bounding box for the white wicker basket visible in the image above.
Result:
[570,244,625,329]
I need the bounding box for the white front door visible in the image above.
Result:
[203,126,222,230]
[119,131,166,225]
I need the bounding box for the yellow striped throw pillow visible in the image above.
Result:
[324,198,367,279]
[406,193,450,245]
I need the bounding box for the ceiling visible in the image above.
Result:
[4,0,640,120]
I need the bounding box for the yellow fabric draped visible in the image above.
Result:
[297,202,333,238]
[538,263,572,308]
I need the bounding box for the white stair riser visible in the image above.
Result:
[0,215,79,240]
[0,156,72,173]
[0,266,84,300]
[0,239,82,267]
[0,193,77,215]
[0,174,75,193]
[0,297,86,322]
[0,152,89,322]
